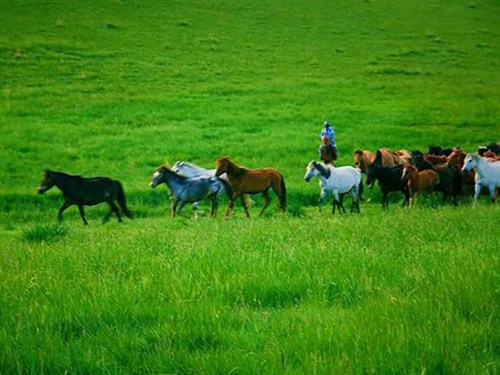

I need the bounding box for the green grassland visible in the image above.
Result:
[1,0,499,374]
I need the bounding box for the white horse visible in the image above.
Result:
[304,160,362,213]
[172,161,225,181]
[462,153,500,204]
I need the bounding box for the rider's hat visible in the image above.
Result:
[324,121,331,127]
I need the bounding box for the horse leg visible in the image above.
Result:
[382,192,388,210]
[107,200,122,223]
[224,194,235,218]
[58,201,72,223]
[171,199,179,218]
[349,188,360,213]
[209,195,218,217]
[318,189,327,212]
[77,204,88,225]
[473,183,482,206]
[332,190,342,214]
[489,185,496,203]
[259,190,271,217]
[241,195,251,218]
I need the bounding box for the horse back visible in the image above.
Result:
[329,166,361,193]
[379,148,398,166]
[69,176,122,204]
[232,167,283,193]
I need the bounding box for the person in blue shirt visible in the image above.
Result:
[319,121,337,159]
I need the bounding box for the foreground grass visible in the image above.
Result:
[1,206,498,374]
[1,0,499,373]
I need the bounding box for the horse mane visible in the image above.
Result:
[313,161,331,178]
[220,157,245,177]
[47,170,82,179]
[175,160,197,169]
[157,165,188,181]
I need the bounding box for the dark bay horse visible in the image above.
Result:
[320,136,337,164]
[366,163,410,209]
[215,157,286,217]
[150,165,233,218]
[38,170,132,225]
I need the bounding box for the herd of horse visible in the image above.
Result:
[37,142,500,224]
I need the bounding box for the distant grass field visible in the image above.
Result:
[1,0,499,374]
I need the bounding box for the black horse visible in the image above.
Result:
[411,150,434,171]
[428,145,454,157]
[38,170,132,225]
[366,163,410,209]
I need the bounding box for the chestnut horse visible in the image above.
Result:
[320,136,337,164]
[401,164,440,206]
[215,157,286,217]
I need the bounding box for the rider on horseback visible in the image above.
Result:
[319,120,337,159]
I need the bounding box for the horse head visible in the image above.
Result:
[38,170,56,194]
[353,150,364,168]
[461,153,477,172]
[215,157,228,177]
[304,161,319,182]
[150,165,169,188]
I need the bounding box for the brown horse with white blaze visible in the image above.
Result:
[215,157,286,217]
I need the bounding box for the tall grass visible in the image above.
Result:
[1,0,499,373]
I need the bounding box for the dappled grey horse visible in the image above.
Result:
[150,165,234,218]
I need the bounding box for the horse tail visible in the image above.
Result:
[279,174,287,211]
[116,182,132,218]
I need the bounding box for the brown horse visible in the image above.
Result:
[354,148,402,173]
[215,157,286,217]
[401,164,440,206]
[424,154,448,165]
[393,149,412,164]
[483,150,500,161]
[320,136,337,164]
[446,148,466,167]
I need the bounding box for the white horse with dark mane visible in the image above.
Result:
[462,153,500,204]
[304,160,362,213]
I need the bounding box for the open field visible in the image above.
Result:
[1,0,499,373]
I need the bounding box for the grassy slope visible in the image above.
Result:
[1,0,499,374]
